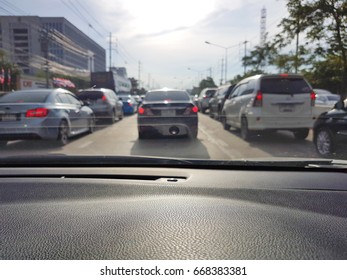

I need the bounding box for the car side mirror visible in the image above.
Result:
[334,100,344,110]
[82,100,90,106]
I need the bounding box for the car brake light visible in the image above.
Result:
[26,108,49,118]
[138,107,153,116]
[253,91,263,107]
[310,91,316,106]
[280,73,289,77]
[184,106,199,115]
[102,95,107,101]
[138,107,145,115]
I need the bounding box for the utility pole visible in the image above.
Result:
[148,73,151,90]
[40,28,50,88]
[220,58,224,85]
[207,67,212,78]
[138,61,141,89]
[109,32,112,71]
[243,40,248,75]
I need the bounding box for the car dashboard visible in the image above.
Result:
[1,161,347,260]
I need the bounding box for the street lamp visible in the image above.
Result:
[205,41,238,84]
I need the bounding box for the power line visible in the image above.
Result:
[0,0,27,15]
[75,0,109,34]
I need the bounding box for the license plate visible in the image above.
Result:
[279,105,294,113]
[161,109,175,117]
[1,114,17,121]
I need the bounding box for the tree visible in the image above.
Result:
[198,77,217,91]
[303,55,344,95]
[278,0,347,92]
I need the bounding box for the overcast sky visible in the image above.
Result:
[4,0,288,89]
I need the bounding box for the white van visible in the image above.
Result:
[221,74,316,140]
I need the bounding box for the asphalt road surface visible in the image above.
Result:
[1,113,325,160]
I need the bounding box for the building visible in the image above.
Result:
[0,16,106,77]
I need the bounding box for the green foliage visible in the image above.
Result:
[198,77,217,91]
[241,0,347,94]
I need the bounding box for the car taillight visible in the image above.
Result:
[310,91,316,106]
[138,107,145,115]
[26,108,49,118]
[184,106,199,115]
[102,95,107,101]
[253,91,263,107]
[138,107,153,116]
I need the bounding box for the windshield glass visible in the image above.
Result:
[0,91,50,103]
[260,78,311,94]
[0,0,346,162]
[145,91,190,102]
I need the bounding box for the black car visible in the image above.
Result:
[137,88,198,139]
[77,88,123,123]
[209,83,235,120]
[313,99,347,157]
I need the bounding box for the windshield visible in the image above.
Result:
[145,91,190,102]
[0,90,50,103]
[260,77,311,94]
[0,0,346,162]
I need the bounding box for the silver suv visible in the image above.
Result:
[221,74,316,140]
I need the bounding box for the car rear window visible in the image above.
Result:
[260,78,311,94]
[78,91,104,100]
[0,91,50,103]
[145,91,190,102]
[327,95,340,101]
[204,90,216,97]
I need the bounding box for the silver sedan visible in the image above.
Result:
[0,88,95,146]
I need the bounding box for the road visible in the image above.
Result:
[1,112,324,160]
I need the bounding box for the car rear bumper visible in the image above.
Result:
[247,115,315,130]
[138,117,198,136]
[0,120,60,141]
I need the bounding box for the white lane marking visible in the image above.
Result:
[79,141,93,149]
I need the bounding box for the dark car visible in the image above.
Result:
[77,88,123,123]
[118,93,138,114]
[313,99,347,157]
[137,88,198,139]
[209,83,236,120]
[197,87,217,113]
[0,88,95,146]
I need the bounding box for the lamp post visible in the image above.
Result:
[205,41,238,84]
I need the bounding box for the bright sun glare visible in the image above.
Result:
[123,0,215,34]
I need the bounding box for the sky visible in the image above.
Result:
[3,0,289,89]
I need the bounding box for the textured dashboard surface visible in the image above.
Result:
[1,168,347,259]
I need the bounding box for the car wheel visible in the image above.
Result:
[315,128,335,157]
[110,110,116,123]
[138,130,147,140]
[221,113,230,130]
[119,109,124,120]
[0,141,8,147]
[209,108,214,118]
[293,128,309,140]
[216,106,222,121]
[241,117,252,141]
[88,116,95,133]
[190,128,198,139]
[57,120,69,146]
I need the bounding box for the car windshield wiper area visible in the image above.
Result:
[0,155,342,170]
